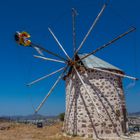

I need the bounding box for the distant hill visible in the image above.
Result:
[0,114,58,121]
[1,112,140,121]
[128,112,140,117]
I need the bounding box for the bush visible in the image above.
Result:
[59,113,65,121]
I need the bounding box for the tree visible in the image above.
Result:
[59,113,65,121]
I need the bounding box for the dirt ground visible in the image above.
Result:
[0,122,85,140]
[0,122,140,140]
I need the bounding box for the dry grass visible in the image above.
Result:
[0,122,140,140]
[0,122,86,140]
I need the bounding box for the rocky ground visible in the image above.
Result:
[0,122,140,140]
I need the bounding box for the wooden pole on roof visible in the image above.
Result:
[27,67,65,87]
[31,43,67,61]
[74,2,108,56]
[92,67,138,80]
[35,66,68,113]
[74,66,104,118]
[77,27,136,62]
[48,28,71,61]
[72,8,77,58]
[33,55,66,64]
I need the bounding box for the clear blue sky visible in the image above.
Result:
[0,0,139,116]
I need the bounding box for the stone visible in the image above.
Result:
[82,120,86,123]
[114,124,117,127]
[108,124,113,127]
[101,122,106,127]
[81,124,86,127]
[95,123,99,126]
[65,69,127,139]
[113,129,116,133]
[101,130,103,134]
[88,134,93,138]
[105,130,111,134]
[88,129,93,133]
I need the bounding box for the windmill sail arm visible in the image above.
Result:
[72,8,77,57]
[92,67,138,80]
[31,43,67,61]
[35,66,68,113]
[33,46,44,56]
[74,66,103,117]
[74,2,108,56]
[33,55,66,64]
[35,74,63,113]
[48,28,71,60]
[27,67,65,87]
[78,27,136,62]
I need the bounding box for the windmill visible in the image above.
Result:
[15,1,138,139]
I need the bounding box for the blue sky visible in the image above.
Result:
[0,0,139,116]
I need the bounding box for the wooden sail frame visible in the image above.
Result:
[15,1,137,114]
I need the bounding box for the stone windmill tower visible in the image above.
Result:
[15,1,138,139]
[64,54,128,139]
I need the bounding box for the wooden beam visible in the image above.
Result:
[74,2,108,56]
[78,27,136,62]
[48,28,71,60]
[35,66,68,113]
[27,67,65,86]
[34,55,66,64]
[92,67,138,80]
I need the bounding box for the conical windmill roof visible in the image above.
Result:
[78,54,123,72]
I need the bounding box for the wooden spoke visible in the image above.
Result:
[35,66,68,113]
[31,43,67,61]
[48,28,71,60]
[74,2,108,56]
[72,8,78,56]
[34,55,66,64]
[77,27,136,62]
[74,66,103,118]
[27,67,65,87]
[92,67,138,80]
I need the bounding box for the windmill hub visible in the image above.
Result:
[67,60,76,66]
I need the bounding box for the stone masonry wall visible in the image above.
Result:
[64,68,127,139]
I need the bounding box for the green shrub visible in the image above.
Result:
[59,113,65,121]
